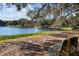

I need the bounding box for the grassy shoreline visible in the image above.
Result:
[0,30,74,43]
[0,31,56,43]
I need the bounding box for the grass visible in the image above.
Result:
[0,30,68,43]
[61,27,72,31]
[0,31,55,43]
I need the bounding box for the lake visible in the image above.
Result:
[0,27,52,35]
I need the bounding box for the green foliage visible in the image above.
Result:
[0,20,6,26]
[18,19,35,27]
[7,20,19,25]
[57,16,79,29]
[39,19,54,28]
[0,16,79,30]
[5,19,35,28]
[61,27,72,31]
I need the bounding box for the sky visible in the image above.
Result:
[0,3,54,21]
[0,3,35,21]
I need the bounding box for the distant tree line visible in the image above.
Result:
[0,20,6,26]
[0,18,54,28]
[0,15,79,29]
[0,3,79,29]
[5,19,35,28]
[0,17,78,29]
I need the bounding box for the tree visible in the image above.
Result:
[0,20,6,26]
[0,3,79,28]
[39,19,54,28]
[27,3,79,27]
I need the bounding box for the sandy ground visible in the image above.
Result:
[0,31,79,56]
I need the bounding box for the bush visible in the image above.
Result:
[61,27,72,31]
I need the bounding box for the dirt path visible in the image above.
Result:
[0,31,79,56]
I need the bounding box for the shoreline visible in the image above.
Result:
[0,30,79,44]
[0,31,53,43]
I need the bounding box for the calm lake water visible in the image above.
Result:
[0,27,52,35]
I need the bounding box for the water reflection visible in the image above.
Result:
[0,27,52,35]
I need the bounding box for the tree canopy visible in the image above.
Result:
[0,3,79,28]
